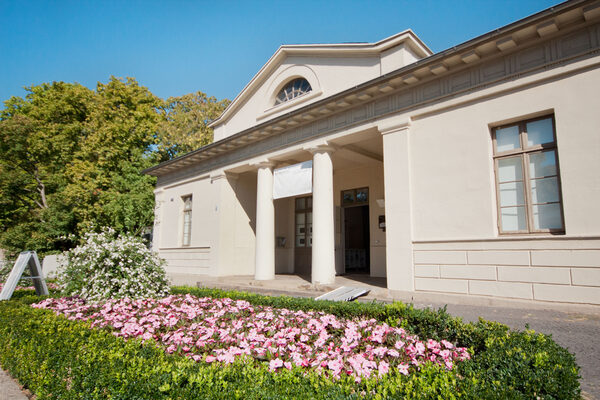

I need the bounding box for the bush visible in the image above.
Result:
[0,287,581,399]
[0,299,472,399]
[57,228,169,301]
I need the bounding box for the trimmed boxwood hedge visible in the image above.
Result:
[0,287,581,399]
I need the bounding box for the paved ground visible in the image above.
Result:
[0,369,28,400]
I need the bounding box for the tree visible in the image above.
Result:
[0,82,93,254]
[0,77,228,256]
[63,76,163,236]
[157,91,229,160]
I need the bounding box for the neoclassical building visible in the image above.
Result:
[146,0,600,306]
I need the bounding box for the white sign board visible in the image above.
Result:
[0,251,49,301]
[273,160,313,200]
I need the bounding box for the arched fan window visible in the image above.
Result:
[274,78,312,105]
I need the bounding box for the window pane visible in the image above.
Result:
[308,236,312,247]
[497,156,523,182]
[295,235,305,247]
[296,224,305,235]
[499,181,525,207]
[533,203,563,230]
[295,213,304,225]
[356,188,369,203]
[295,198,305,210]
[500,206,527,231]
[306,197,312,209]
[530,177,560,204]
[306,212,312,224]
[526,118,554,147]
[495,125,520,152]
[529,150,557,178]
[342,190,355,205]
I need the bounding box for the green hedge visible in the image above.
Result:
[0,287,581,399]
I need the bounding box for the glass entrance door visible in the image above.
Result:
[293,196,312,277]
[342,187,370,274]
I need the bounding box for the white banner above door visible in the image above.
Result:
[273,160,312,200]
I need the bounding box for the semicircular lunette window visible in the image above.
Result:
[274,78,312,105]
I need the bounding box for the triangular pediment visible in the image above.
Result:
[210,30,432,141]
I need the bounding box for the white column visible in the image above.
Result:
[254,162,275,280]
[310,146,336,285]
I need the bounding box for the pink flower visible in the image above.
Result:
[398,363,409,376]
[378,361,389,376]
[269,358,283,371]
[415,342,426,355]
[30,294,472,381]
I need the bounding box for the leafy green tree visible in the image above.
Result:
[0,77,228,256]
[0,82,93,255]
[157,91,229,159]
[63,76,162,236]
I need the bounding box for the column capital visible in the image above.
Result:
[250,159,276,169]
[378,118,411,136]
[210,171,238,183]
[304,143,337,155]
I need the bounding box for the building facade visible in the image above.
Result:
[146,0,600,306]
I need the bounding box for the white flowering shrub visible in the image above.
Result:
[58,228,170,301]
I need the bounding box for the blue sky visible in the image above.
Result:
[0,0,560,105]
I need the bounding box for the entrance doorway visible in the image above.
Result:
[293,196,312,277]
[342,187,370,274]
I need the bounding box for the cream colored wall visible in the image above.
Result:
[409,67,600,241]
[394,66,600,304]
[380,44,420,75]
[413,239,600,305]
[153,177,216,279]
[214,55,382,141]
[211,172,257,277]
[154,171,258,281]
[334,163,387,277]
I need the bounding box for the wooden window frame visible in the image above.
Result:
[492,115,565,235]
[294,195,312,248]
[181,195,193,246]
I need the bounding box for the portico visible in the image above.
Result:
[248,129,386,285]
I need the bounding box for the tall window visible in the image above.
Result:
[492,115,564,234]
[275,78,312,105]
[295,196,312,247]
[182,195,192,246]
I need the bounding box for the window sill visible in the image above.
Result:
[257,90,322,122]
[412,234,600,244]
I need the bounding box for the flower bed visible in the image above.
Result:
[0,288,582,399]
[32,294,469,381]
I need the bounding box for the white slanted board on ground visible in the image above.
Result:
[0,251,49,301]
[315,286,370,302]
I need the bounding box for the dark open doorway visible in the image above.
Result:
[344,205,370,274]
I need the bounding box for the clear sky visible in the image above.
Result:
[0,0,560,105]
